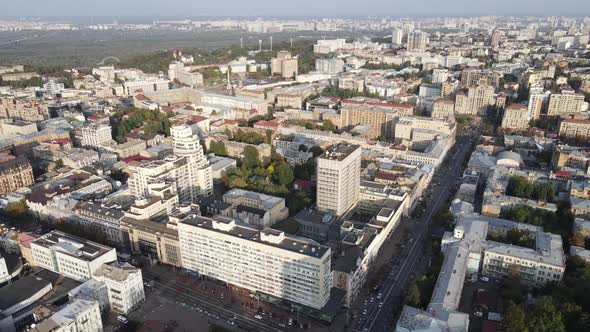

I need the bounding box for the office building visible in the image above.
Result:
[81,123,112,149]
[30,231,117,281]
[317,144,361,216]
[93,262,145,315]
[501,104,529,131]
[222,188,289,228]
[0,156,34,195]
[547,93,585,116]
[178,216,333,309]
[271,51,298,79]
[171,125,213,198]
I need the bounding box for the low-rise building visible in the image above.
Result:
[223,188,289,228]
[92,262,145,315]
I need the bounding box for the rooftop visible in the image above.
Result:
[32,231,114,262]
[180,215,329,259]
[320,144,360,161]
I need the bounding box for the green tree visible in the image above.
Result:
[309,146,324,158]
[110,169,130,184]
[5,200,29,218]
[529,296,565,332]
[276,162,294,186]
[500,301,529,332]
[242,146,260,169]
[406,284,421,307]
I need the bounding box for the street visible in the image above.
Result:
[354,132,478,332]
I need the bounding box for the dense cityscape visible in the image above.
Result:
[0,11,589,332]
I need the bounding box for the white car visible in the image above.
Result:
[474,311,483,317]
[226,320,235,326]
[480,276,490,282]
[117,315,128,324]
[255,314,263,320]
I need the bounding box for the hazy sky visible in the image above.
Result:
[1,0,589,18]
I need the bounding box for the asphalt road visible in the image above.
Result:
[355,133,478,332]
[141,270,284,332]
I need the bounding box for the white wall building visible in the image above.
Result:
[171,125,213,198]
[178,216,333,310]
[317,144,361,216]
[30,231,117,281]
[93,262,145,315]
[32,299,103,332]
[81,123,112,149]
[123,79,170,96]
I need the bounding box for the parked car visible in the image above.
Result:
[480,276,490,282]
[117,316,128,324]
[474,311,483,317]
[255,315,263,320]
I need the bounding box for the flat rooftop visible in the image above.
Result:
[0,274,52,312]
[320,143,360,161]
[180,216,329,259]
[32,230,113,262]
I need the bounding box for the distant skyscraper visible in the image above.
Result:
[316,144,361,216]
[407,31,429,52]
[392,29,403,45]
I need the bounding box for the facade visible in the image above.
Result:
[81,123,112,149]
[340,99,414,139]
[431,99,455,118]
[315,58,345,74]
[454,85,502,116]
[93,262,145,315]
[30,231,117,281]
[75,202,125,247]
[168,61,204,87]
[178,216,333,310]
[223,188,289,228]
[547,93,585,116]
[121,216,182,266]
[432,68,449,84]
[0,156,34,195]
[391,29,403,45]
[110,139,147,159]
[559,119,590,140]
[171,125,213,198]
[317,144,362,216]
[482,232,566,286]
[406,31,429,52]
[271,51,298,79]
[32,299,103,332]
[460,69,502,89]
[123,79,170,96]
[501,104,529,131]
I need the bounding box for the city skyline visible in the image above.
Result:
[2,0,590,18]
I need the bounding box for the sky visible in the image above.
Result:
[1,0,589,18]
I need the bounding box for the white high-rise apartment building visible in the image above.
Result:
[407,31,429,52]
[547,93,585,116]
[392,29,403,45]
[81,123,112,149]
[31,231,117,281]
[128,125,212,203]
[171,125,213,198]
[93,262,145,315]
[528,88,550,120]
[178,216,333,309]
[316,144,361,216]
